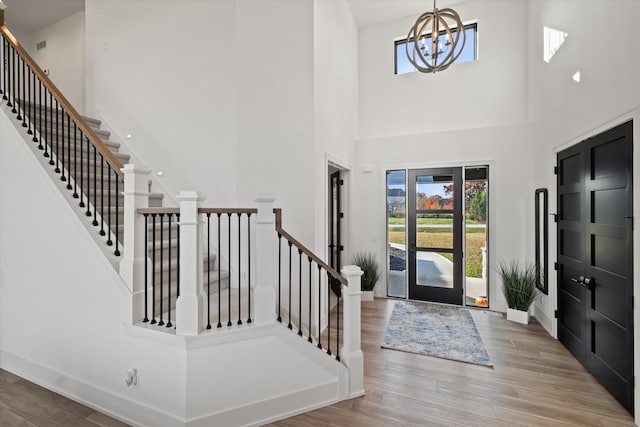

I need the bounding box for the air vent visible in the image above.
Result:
[36,40,46,51]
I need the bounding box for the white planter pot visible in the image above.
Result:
[361,291,374,301]
[507,308,529,325]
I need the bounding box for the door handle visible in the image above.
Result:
[570,276,592,290]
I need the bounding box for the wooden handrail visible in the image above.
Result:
[198,208,258,215]
[273,208,347,286]
[0,25,124,179]
[137,208,180,215]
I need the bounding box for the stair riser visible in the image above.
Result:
[36,136,118,151]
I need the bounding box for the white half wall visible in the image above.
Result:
[19,11,86,113]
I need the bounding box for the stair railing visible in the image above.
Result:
[0,11,124,256]
[273,208,347,361]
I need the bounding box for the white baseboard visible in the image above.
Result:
[0,349,183,427]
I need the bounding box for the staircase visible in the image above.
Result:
[0,11,363,427]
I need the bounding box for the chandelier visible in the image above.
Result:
[406,0,466,73]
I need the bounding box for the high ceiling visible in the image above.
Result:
[3,0,84,35]
[0,0,466,35]
[346,0,468,28]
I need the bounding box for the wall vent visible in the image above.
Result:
[36,40,46,51]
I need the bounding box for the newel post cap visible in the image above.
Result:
[342,265,363,277]
[121,163,150,175]
[176,191,204,202]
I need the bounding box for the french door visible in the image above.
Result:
[557,120,634,413]
[407,168,463,304]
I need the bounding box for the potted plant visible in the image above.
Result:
[353,252,379,301]
[498,261,537,325]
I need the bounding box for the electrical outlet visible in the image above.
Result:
[125,368,139,389]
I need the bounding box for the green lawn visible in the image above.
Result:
[388,229,486,278]
[388,217,483,225]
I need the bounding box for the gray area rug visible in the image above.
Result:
[382,301,493,367]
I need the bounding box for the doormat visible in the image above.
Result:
[382,301,493,367]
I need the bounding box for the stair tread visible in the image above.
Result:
[18,101,102,126]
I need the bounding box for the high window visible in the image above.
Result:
[394,23,477,75]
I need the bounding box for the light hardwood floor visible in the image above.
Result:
[0,369,127,427]
[268,298,636,427]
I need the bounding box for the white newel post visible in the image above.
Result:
[341,265,365,398]
[176,191,205,336]
[119,164,150,324]
[253,195,277,324]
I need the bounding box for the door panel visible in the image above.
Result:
[328,171,343,273]
[408,168,462,304]
[557,120,634,414]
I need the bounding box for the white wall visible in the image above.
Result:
[85,0,238,207]
[527,1,640,419]
[234,0,315,243]
[20,11,85,113]
[313,0,358,261]
[354,0,532,312]
[358,0,530,140]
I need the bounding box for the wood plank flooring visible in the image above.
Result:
[268,298,636,427]
[0,369,127,427]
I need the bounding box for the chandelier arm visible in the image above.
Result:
[433,16,457,68]
[438,9,467,65]
[407,14,435,69]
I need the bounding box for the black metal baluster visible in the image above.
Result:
[99,154,105,235]
[317,265,322,349]
[237,213,242,326]
[247,213,252,324]
[143,214,149,323]
[327,271,332,356]
[36,80,41,147]
[85,136,91,215]
[206,213,211,330]
[308,257,312,343]
[1,38,6,100]
[42,83,48,157]
[15,51,20,119]
[158,213,164,326]
[288,240,292,330]
[32,72,38,143]
[177,213,180,298]
[227,212,232,327]
[19,56,25,126]
[56,104,62,174]
[8,45,13,110]
[114,178,120,256]
[27,70,32,134]
[167,214,173,328]
[79,131,85,208]
[277,233,282,323]
[92,146,98,226]
[48,94,54,166]
[217,212,222,328]
[336,289,341,362]
[65,112,71,188]
[151,213,157,324]
[298,249,302,336]
[73,124,78,198]
[106,167,112,244]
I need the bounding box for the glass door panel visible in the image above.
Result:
[408,168,463,304]
[386,170,407,298]
[464,166,489,307]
